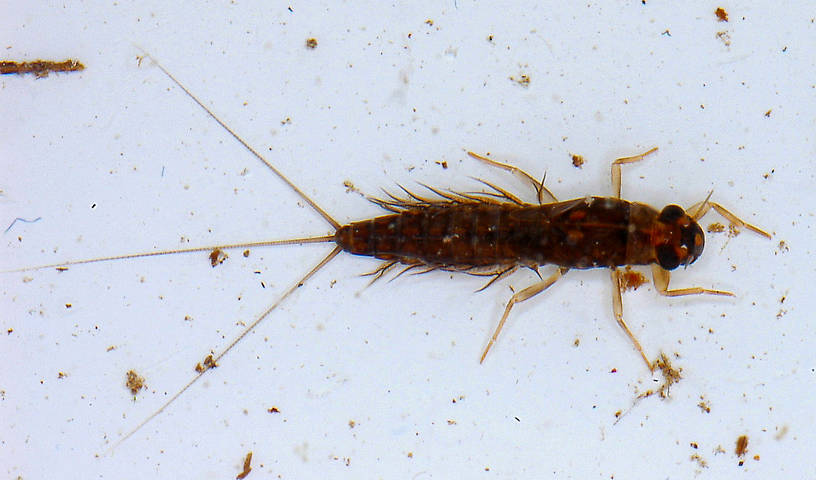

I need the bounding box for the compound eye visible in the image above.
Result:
[658,205,686,223]
[656,245,681,270]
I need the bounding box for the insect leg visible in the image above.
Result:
[651,264,735,297]
[688,197,771,239]
[610,268,654,370]
[611,147,659,198]
[466,151,557,204]
[479,267,568,363]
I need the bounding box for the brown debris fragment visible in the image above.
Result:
[509,74,531,87]
[0,59,85,78]
[195,354,218,373]
[125,370,146,395]
[707,222,726,233]
[619,266,647,291]
[305,38,318,49]
[209,248,228,267]
[715,7,729,22]
[735,435,748,457]
[236,451,253,479]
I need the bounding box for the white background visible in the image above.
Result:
[2,2,813,479]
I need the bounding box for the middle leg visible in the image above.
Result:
[610,267,654,370]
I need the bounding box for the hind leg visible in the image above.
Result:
[480,267,568,363]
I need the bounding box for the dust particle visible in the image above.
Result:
[509,74,531,87]
[195,354,218,373]
[209,248,228,267]
[305,38,318,49]
[0,59,85,78]
[236,451,253,479]
[690,453,708,468]
[619,266,648,291]
[268,406,280,413]
[715,7,729,22]
[707,222,726,233]
[125,370,146,395]
[571,153,585,168]
[638,352,682,400]
[735,434,749,457]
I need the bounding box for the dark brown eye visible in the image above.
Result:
[658,205,686,223]
[656,245,681,270]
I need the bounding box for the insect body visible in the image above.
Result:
[338,196,701,271]
[6,55,770,446]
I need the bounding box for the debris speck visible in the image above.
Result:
[4,216,42,234]
[236,451,253,479]
[735,434,749,457]
[0,59,85,78]
[570,153,585,168]
[509,73,531,87]
[195,354,218,373]
[209,248,228,267]
[125,370,146,395]
[305,38,318,49]
[715,7,729,22]
[707,222,726,233]
[619,266,648,291]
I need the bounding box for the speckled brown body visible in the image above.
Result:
[335,196,664,270]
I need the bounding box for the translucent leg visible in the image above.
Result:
[651,264,734,297]
[610,147,659,198]
[479,267,568,363]
[688,198,771,239]
[610,268,653,370]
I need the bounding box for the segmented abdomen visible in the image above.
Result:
[334,197,657,269]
